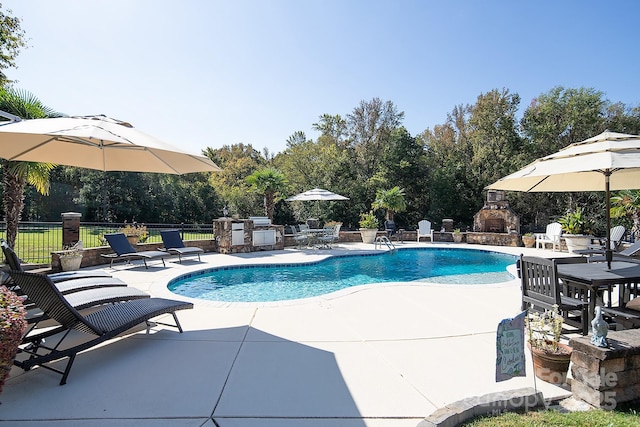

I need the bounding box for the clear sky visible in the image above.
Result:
[3,0,639,156]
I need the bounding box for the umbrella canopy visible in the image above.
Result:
[487,131,640,267]
[285,188,349,201]
[0,115,221,174]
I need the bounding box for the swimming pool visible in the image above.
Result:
[168,248,516,303]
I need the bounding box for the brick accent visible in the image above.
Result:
[570,329,640,408]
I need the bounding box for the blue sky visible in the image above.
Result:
[3,0,639,156]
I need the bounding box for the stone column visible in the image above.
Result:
[61,212,81,248]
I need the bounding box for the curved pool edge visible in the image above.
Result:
[150,243,523,308]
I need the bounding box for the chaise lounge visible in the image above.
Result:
[1,240,112,282]
[159,229,204,263]
[9,270,193,385]
[102,233,168,268]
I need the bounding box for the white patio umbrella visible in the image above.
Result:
[0,115,221,174]
[285,187,349,201]
[286,188,349,223]
[487,130,640,267]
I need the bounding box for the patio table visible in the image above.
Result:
[556,261,640,324]
[302,229,326,248]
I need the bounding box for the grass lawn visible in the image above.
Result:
[462,401,640,426]
[7,226,212,264]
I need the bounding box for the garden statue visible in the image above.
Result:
[591,306,609,348]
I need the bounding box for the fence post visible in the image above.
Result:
[61,212,82,248]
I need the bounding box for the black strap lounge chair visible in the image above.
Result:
[1,239,134,294]
[1,240,112,282]
[9,271,193,385]
[159,229,204,262]
[102,233,168,268]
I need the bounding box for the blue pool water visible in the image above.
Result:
[168,248,516,303]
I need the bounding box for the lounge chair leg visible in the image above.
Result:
[60,354,76,385]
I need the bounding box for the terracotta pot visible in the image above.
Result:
[528,341,572,385]
[126,235,139,245]
[522,236,535,248]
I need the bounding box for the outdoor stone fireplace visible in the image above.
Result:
[467,190,521,246]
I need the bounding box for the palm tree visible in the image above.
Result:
[610,190,640,242]
[245,167,288,220]
[0,87,58,248]
[372,186,407,221]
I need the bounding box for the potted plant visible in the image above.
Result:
[0,283,27,397]
[119,222,148,245]
[522,232,536,248]
[359,211,379,244]
[526,305,572,385]
[58,242,84,271]
[452,228,464,243]
[559,207,593,253]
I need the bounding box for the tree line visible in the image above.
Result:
[8,88,640,237]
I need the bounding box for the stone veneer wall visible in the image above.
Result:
[465,232,522,247]
[569,329,640,408]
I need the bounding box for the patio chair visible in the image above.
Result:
[416,220,433,242]
[586,239,640,264]
[318,223,341,248]
[574,225,626,256]
[1,239,112,282]
[159,229,204,263]
[385,220,397,241]
[9,270,193,385]
[535,222,562,251]
[292,226,310,249]
[102,233,168,269]
[520,255,589,335]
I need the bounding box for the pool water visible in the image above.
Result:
[168,248,516,303]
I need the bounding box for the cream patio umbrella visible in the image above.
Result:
[0,114,221,174]
[486,131,640,268]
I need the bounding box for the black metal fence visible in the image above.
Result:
[0,221,214,264]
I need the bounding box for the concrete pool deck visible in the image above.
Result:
[1,242,579,426]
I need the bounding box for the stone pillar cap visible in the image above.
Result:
[61,212,82,218]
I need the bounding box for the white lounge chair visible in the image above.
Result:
[535,222,562,251]
[417,220,433,242]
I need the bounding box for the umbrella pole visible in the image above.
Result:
[605,172,612,269]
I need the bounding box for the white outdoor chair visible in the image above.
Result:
[417,220,433,242]
[535,222,562,251]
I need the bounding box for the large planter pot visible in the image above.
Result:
[126,235,139,245]
[528,341,572,385]
[359,228,378,244]
[522,235,536,248]
[563,234,592,253]
[60,255,83,271]
[452,233,464,243]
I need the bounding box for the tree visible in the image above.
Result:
[0,87,57,248]
[372,186,406,221]
[205,143,265,218]
[245,167,288,219]
[610,190,640,242]
[0,4,27,85]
